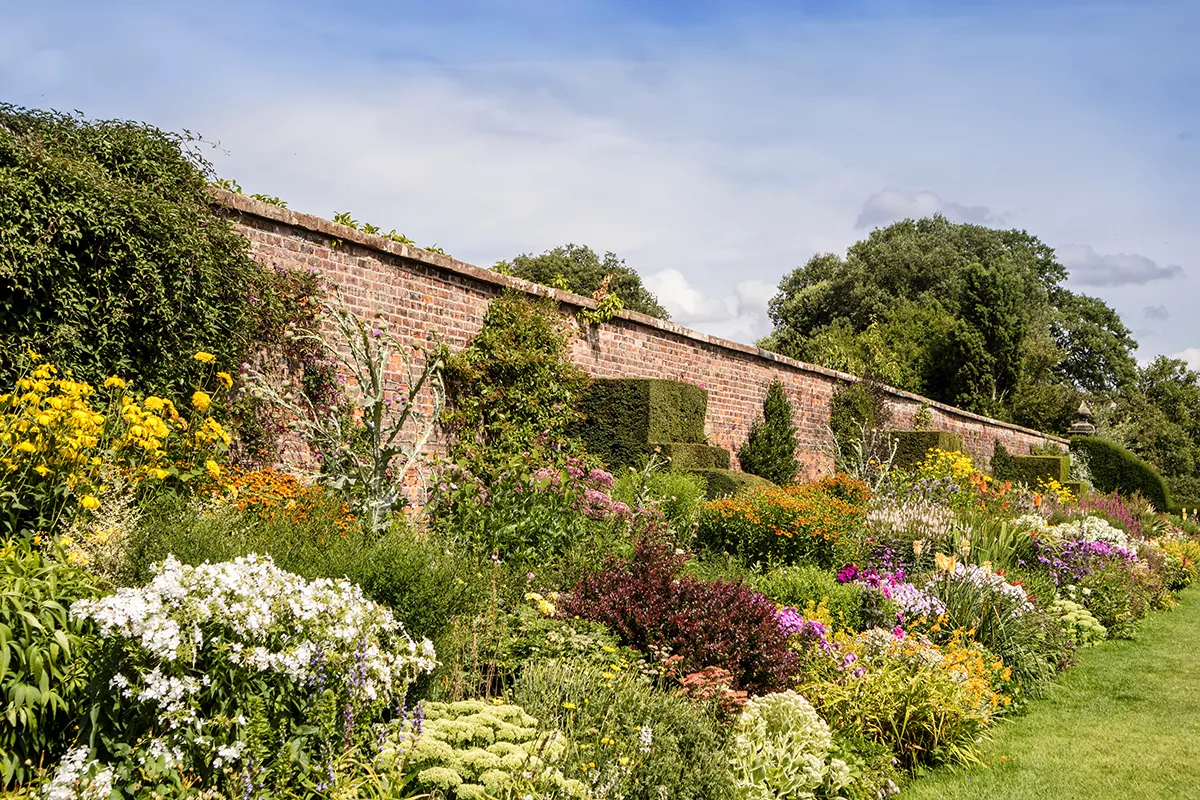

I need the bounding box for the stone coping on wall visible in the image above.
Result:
[212,188,1069,446]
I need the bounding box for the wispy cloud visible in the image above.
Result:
[855,189,1005,230]
[1060,245,1184,288]
[1145,304,1170,321]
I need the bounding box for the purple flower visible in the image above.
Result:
[778,606,834,654]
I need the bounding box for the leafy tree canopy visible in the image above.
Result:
[0,104,262,397]
[496,243,670,320]
[759,215,1138,427]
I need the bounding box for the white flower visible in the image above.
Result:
[44,747,112,800]
[67,554,437,776]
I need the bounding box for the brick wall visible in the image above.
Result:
[217,190,1068,501]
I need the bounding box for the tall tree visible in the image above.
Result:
[760,214,1136,431]
[496,244,670,320]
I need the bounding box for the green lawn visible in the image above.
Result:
[901,588,1200,800]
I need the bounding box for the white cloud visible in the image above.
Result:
[644,270,775,342]
[855,189,1003,230]
[1173,348,1200,370]
[1060,245,1185,288]
[645,268,730,323]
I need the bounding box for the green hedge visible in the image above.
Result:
[992,452,1070,486]
[1070,436,1171,511]
[685,468,775,499]
[888,430,964,470]
[1063,480,1088,499]
[574,378,709,470]
[656,442,731,470]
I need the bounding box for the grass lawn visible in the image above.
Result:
[901,588,1200,800]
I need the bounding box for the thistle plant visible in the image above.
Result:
[245,295,444,533]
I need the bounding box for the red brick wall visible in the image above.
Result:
[218,191,1067,501]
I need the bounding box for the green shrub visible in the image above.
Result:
[750,565,864,632]
[0,105,262,398]
[1047,598,1107,647]
[738,379,801,485]
[442,291,589,470]
[613,467,708,536]
[515,662,736,800]
[991,443,1069,486]
[828,383,880,446]
[655,441,731,470]
[430,455,629,563]
[429,584,647,702]
[889,430,963,471]
[686,468,776,499]
[0,539,99,787]
[573,378,709,470]
[1064,563,1151,639]
[1070,436,1171,510]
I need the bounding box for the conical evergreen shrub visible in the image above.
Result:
[738,379,800,485]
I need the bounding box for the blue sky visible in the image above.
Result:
[5,0,1198,366]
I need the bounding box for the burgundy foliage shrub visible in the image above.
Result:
[559,536,798,694]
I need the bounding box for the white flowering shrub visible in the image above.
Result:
[1052,516,1131,549]
[729,690,851,800]
[60,554,435,797]
[1012,513,1131,549]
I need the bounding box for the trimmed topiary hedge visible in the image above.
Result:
[1063,480,1087,499]
[992,451,1070,486]
[889,430,964,470]
[686,468,776,499]
[738,378,800,485]
[574,378,709,470]
[656,442,731,470]
[1070,436,1171,511]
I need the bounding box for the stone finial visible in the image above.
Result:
[1068,401,1096,436]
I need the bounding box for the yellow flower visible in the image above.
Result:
[34,465,51,477]
[205,459,222,479]
[562,702,577,710]
[143,396,165,412]
[193,351,216,364]
[103,376,127,389]
[15,441,36,453]
[80,494,101,511]
[216,371,233,389]
[192,391,212,412]
[152,468,171,480]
